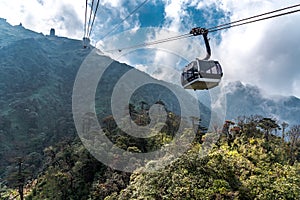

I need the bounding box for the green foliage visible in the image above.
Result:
[286,125,300,165]
[0,182,18,200]
[106,127,300,200]
[19,117,300,200]
[2,114,299,200]
[26,140,104,200]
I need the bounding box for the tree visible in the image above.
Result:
[258,118,280,141]
[236,115,262,137]
[17,158,24,200]
[221,120,235,145]
[287,125,300,165]
[196,118,208,144]
[281,122,289,142]
[6,157,27,200]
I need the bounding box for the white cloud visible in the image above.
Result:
[114,0,300,98]
[151,0,300,98]
[101,0,123,8]
[2,0,299,98]
[0,0,85,39]
[135,64,149,72]
[213,0,300,97]
[163,0,189,32]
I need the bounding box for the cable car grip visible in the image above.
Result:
[190,27,211,60]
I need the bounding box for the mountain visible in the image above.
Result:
[0,18,43,48]
[0,21,91,178]
[0,18,299,200]
[222,81,300,125]
[0,19,210,179]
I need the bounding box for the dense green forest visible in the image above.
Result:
[1,113,299,200]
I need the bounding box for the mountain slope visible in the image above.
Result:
[0,19,211,179]
[0,18,43,48]
[223,81,300,125]
[106,134,300,200]
[0,36,90,177]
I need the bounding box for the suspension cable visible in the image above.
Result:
[88,0,100,38]
[106,33,192,52]
[105,3,300,52]
[86,0,95,38]
[102,0,150,39]
[83,0,88,38]
[209,8,300,33]
[207,3,300,31]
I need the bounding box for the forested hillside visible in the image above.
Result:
[2,115,299,200]
[0,19,299,200]
[107,117,300,200]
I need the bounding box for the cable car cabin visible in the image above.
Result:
[181,59,223,90]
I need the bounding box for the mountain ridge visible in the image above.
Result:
[0,18,210,178]
[222,81,300,125]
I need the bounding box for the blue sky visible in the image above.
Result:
[0,0,300,98]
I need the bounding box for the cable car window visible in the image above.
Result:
[211,66,218,74]
[215,62,222,74]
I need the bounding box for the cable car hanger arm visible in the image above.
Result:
[190,27,211,60]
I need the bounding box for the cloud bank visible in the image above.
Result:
[0,0,84,38]
[0,0,299,98]
[214,0,300,97]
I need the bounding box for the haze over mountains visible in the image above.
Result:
[197,81,300,126]
[223,81,300,125]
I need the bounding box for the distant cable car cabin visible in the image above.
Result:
[83,37,90,48]
[50,28,55,36]
[181,28,223,90]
